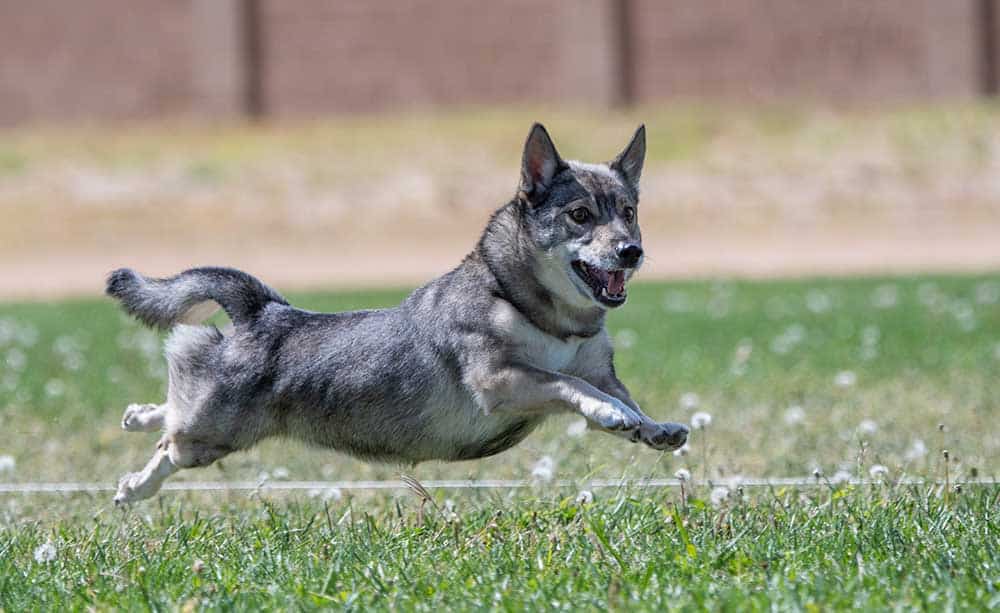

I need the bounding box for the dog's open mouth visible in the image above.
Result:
[572,261,627,307]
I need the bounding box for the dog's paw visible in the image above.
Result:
[640,421,689,451]
[121,404,162,432]
[590,404,643,432]
[114,472,154,506]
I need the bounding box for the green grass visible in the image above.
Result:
[1,274,999,609]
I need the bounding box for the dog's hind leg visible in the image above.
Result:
[121,403,166,432]
[114,440,178,505]
[113,434,235,505]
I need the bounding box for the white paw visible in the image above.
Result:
[113,472,154,505]
[121,404,160,432]
[583,397,642,431]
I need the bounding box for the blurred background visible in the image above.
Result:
[1,0,998,298]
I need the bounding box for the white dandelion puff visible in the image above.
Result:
[709,486,730,507]
[44,379,66,398]
[5,348,26,372]
[975,281,1000,305]
[663,291,692,313]
[531,456,555,482]
[679,392,700,411]
[871,284,898,309]
[674,468,691,481]
[904,439,928,462]
[834,371,857,388]
[869,464,889,478]
[0,455,15,473]
[690,412,712,430]
[783,406,805,425]
[15,324,39,347]
[575,490,594,505]
[858,420,878,435]
[33,541,57,564]
[614,329,638,350]
[672,443,690,457]
[307,487,342,501]
[806,289,833,314]
[566,418,588,437]
[830,470,853,485]
[734,339,753,364]
[272,467,290,480]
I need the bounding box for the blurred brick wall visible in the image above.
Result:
[0,0,194,123]
[632,0,980,102]
[0,0,991,124]
[259,1,565,114]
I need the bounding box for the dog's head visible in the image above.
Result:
[517,123,646,310]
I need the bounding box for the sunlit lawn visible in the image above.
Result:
[1,273,998,609]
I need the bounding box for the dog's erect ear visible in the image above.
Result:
[610,124,646,193]
[520,123,565,202]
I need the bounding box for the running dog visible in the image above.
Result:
[108,123,689,504]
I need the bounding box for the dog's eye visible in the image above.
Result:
[623,207,636,223]
[569,208,592,224]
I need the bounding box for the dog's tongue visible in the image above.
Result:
[607,270,625,295]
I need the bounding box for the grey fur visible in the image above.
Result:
[109,123,689,504]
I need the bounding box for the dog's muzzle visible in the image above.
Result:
[571,261,628,307]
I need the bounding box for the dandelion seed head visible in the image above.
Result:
[783,406,805,425]
[691,412,712,429]
[679,392,700,411]
[858,419,878,435]
[710,486,730,507]
[44,379,66,398]
[575,490,594,505]
[806,289,833,314]
[830,470,853,485]
[835,370,857,388]
[673,443,690,457]
[33,541,57,564]
[674,468,691,481]
[0,455,15,473]
[307,487,342,501]
[975,280,1000,305]
[872,284,899,309]
[869,464,889,478]
[5,348,26,372]
[904,439,928,462]
[531,456,555,482]
[272,467,290,480]
[614,329,637,350]
[663,291,692,313]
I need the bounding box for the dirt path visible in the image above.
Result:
[2,224,996,301]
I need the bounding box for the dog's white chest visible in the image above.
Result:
[491,302,583,372]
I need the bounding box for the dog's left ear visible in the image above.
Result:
[610,124,646,193]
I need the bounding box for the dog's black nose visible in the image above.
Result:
[617,243,644,267]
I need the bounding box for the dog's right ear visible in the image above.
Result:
[520,123,566,203]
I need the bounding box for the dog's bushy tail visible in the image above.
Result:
[106,267,289,329]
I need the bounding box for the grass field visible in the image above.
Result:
[1,274,998,609]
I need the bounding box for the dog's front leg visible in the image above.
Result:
[472,363,644,432]
[586,374,689,451]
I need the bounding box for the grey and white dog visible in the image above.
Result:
[107,123,689,504]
